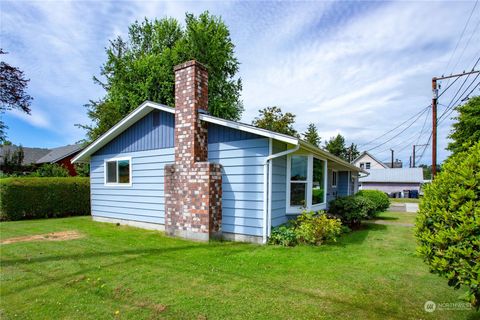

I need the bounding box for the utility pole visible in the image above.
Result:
[390,149,394,168]
[413,144,428,168]
[412,145,416,168]
[431,69,479,179]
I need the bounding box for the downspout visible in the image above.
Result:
[262,143,300,244]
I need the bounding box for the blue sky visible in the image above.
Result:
[1,0,479,165]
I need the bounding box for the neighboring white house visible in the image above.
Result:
[352,151,423,198]
[352,151,388,170]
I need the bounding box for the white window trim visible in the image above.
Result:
[286,154,328,214]
[104,156,132,187]
[332,170,338,188]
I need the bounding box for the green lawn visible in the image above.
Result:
[1,214,478,320]
[390,198,421,203]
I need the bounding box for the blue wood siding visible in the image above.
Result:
[337,171,349,197]
[208,123,259,143]
[208,138,268,237]
[90,148,174,225]
[326,168,338,203]
[271,140,288,227]
[97,110,174,155]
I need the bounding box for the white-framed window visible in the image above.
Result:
[332,170,337,188]
[360,162,365,169]
[365,162,371,169]
[286,154,327,213]
[104,157,132,186]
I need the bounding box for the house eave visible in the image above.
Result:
[71,101,174,163]
[299,141,366,173]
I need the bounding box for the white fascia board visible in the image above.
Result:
[199,114,299,146]
[299,141,366,174]
[71,101,174,163]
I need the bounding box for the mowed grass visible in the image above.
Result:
[1,214,479,320]
[390,198,421,204]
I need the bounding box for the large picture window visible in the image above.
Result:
[290,156,308,206]
[287,154,327,213]
[312,158,325,205]
[105,157,131,186]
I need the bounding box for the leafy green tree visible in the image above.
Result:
[0,49,33,142]
[302,123,321,147]
[74,163,90,177]
[252,106,298,136]
[415,141,480,308]
[80,12,243,141]
[447,96,480,156]
[0,145,24,173]
[325,134,347,159]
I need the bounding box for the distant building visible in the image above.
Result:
[358,168,424,198]
[0,144,83,175]
[352,151,388,170]
[352,151,422,198]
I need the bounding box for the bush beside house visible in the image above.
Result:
[269,211,342,246]
[356,190,390,217]
[0,177,90,221]
[415,142,480,308]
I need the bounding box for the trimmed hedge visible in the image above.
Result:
[0,177,90,221]
[356,190,390,218]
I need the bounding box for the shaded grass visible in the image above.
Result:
[1,215,478,320]
[375,211,418,224]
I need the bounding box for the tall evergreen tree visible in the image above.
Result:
[302,123,321,147]
[325,134,347,160]
[80,12,243,141]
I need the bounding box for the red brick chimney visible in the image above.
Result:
[164,60,222,241]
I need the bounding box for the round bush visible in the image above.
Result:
[328,195,373,226]
[356,190,390,218]
[415,142,480,308]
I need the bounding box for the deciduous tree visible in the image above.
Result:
[80,12,243,141]
[252,106,298,136]
[447,96,480,156]
[0,49,33,142]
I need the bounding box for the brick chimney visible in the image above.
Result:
[164,60,222,241]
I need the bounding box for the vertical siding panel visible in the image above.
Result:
[96,110,175,155]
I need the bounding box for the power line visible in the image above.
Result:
[358,105,430,148]
[439,72,480,123]
[443,0,479,82]
[439,79,480,125]
[367,107,429,152]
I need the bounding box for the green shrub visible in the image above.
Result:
[32,163,70,177]
[295,211,342,245]
[0,177,90,221]
[269,211,342,246]
[269,225,297,247]
[415,142,480,308]
[328,195,373,226]
[356,190,390,218]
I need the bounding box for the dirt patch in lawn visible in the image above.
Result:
[1,230,84,244]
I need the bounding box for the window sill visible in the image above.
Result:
[286,203,327,215]
[104,183,132,187]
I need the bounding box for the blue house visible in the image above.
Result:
[73,60,362,244]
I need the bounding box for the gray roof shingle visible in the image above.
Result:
[36,144,83,164]
[360,168,424,183]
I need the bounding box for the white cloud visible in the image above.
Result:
[1,0,478,164]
